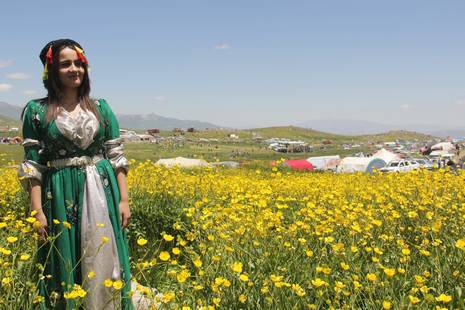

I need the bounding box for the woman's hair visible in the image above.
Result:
[22,39,100,123]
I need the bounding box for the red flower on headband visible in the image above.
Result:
[74,46,88,64]
[46,46,53,64]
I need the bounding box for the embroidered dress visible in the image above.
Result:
[19,99,133,310]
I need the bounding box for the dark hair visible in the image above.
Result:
[22,39,100,123]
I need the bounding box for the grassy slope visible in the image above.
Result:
[0,126,433,165]
[0,115,21,128]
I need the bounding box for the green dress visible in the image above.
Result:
[20,99,134,309]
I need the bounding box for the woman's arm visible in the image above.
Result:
[29,179,48,238]
[116,168,131,229]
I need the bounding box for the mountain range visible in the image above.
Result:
[1,101,465,137]
[297,119,465,138]
[0,101,218,130]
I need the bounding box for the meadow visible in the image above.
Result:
[0,152,464,309]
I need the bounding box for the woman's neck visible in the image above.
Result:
[59,89,79,109]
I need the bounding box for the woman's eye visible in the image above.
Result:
[74,60,83,67]
[59,61,71,68]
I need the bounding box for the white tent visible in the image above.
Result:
[431,142,455,152]
[306,155,341,171]
[156,157,210,168]
[372,148,401,163]
[336,157,386,173]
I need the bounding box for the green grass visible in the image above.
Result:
[0,125,429,167]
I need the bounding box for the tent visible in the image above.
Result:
[372,148,401,163]
[306,155,341,171]
[156,157,210,168]
[211,161,240,168]
[282,159,315,171]
[336,157,386,174]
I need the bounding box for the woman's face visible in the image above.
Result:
[57,47,85,90]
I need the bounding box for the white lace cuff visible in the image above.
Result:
[18,160,47,190]
[104,138,129,173]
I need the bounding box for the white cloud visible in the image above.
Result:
[0,59,14,68]
[24,90,38,96]
[155,96,166,102]
[6,72,31,80]
[456,99,465,105]
[214,42,231,50]
[0,83,13,92]
[400,104,411,109]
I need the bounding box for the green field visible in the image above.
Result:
[0,126,431,167]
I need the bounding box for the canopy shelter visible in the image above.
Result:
[282,159,315,171]
[372,148,401,163]
[156,157,210,168]
[336,157,386,174]
[306,155,341,171]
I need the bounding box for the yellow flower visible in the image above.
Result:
[311,278,328,288]
[137,238,148,246]
[163,292,175,303]
[239,294,247,303]
[455,239,465,250]
[408,295,420,304]
[88,271,95,279]
[177,269,190,283]
[53,219,60,225]
[20,254,30,261]
[306,249,314,257]
[340,262,350,271]
[33,295,44,304]
[401,248,411,255]
[0,247,11,255]
[172,247,181,255]
[231,261,243,273]
[62,221,71,229]
[103,279,113,288]
[159,251,170,261]
[366,273,377,282]
[435,294,452,303]
[193,257,203,268]
[383,268,396,277]
[101,236,109,244]
[6,236,18,244]
[163,234,174,242]
[212,297,221,305]
[382,300,391,309]
[239,274,249,282]
[113,280,124,290]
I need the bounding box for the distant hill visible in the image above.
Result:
[297,119,394,135]
[0,101,219,130]
[297,118,465,138]
[0,114,21,128]
[183,126,435,143]
[117,113,219,130]
[357,130,436,142]
[0,102,22,120]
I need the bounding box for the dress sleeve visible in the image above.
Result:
[100,99,129,174]
[18,101,47,189]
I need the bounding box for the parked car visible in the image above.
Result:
[413,158,434,170]
[380,159,421,173]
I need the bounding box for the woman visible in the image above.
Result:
[19,39,133,309]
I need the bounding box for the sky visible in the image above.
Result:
[1,0,465,128]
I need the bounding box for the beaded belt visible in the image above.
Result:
[48,155,104,169]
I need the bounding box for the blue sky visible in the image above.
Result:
[1,0,465,128]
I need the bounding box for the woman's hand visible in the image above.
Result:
[34,210,48,239]
[119,200,131,229]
